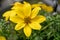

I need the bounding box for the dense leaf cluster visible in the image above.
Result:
[0,12,60,40]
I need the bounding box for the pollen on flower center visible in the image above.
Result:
[24,17,31,24]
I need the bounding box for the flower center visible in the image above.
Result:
[24,17,31,24]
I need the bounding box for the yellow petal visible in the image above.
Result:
[11,2,23,10]
[12,10,25,19]
[31,15,46,23]
[0,36,6,40]
[13,2,22,6]
[23,25,32,37]
[29,22,41,30]
[32,4,42,8]
[30,7,41,19]
[3,11,11,21]
[3,10,18,21]
[23,2,31,17]
[15,23,25,30]
[46,6,53,12]
[9,10,18,17]
[10,16,24,23]
[41,4,47,9]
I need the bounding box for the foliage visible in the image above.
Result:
[0,11,60,40]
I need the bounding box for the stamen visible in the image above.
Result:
[24,17,31,24]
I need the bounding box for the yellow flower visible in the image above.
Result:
[46,6,53,12]
[3,2,46,37]
[32,3,53,12]
[31,4,42,8]
[0,36,6,40]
